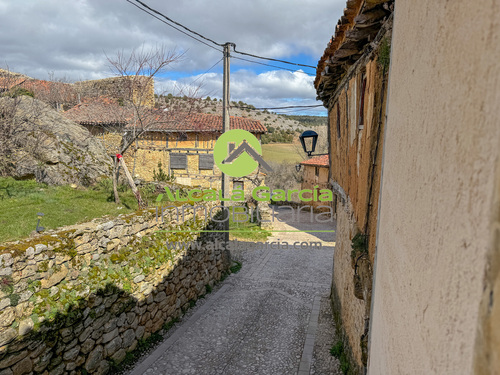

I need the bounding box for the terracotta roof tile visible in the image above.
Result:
[135,111,267,133]
[63,97,131,125]
[63,101,267,134]
[300,154,329,167]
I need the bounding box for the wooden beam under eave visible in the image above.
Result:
[345,25,382,41]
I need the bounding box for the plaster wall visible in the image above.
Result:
[368,1,500,374]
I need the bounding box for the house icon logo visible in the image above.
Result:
[213,129,273,177]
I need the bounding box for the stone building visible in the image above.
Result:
[315,0,393,371]
[366,1,500,374]
[74,76,155,108]
[64,100,267,190]
[317,0,500,374]
[299,155,331,211]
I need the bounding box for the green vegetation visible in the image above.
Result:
[5,87,35,98]
[378,37,391,71]
[0,177,160,242]
[330,340,352,375]
[285,115,327,127]
[229,206,270,241]
[153,162,175,182]
[229,261,242,274]
[350,232,368,261]
[261,126,295,144]
[262,143,303,164]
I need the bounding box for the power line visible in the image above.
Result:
[128,0,317,71]
[230,104,323,110]
[125,0,222,53]
[232,48,317,70]
[232,56,316,76]
[134,0,224,47]
[190,58,223,85]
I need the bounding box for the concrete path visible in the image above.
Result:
[129,206,337,375]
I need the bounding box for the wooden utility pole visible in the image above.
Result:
[222,42,233,239]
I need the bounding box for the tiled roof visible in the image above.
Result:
[0,77,27,90]
[63,97,132,125]
[300,154,329,167]
[315,0,393,95]
[64,101,267,134]
[132,111,267,134]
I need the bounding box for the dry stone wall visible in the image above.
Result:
[0,206,229,374]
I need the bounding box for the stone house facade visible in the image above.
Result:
[64,101,267,191]
[315,0,393,371]
[299,155,331,211]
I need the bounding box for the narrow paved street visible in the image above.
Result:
[129,207,339,375]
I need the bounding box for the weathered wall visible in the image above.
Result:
[75,77,154,108]
[301,165,330,210]
[331,200,367,370]
[368,1,500,374]
[325,29,390,372]
[0,207,228,374]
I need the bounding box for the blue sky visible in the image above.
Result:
[0,0,346,115]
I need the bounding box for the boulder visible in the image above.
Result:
[0,96,112,186]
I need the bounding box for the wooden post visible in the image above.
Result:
[116,154,147,209]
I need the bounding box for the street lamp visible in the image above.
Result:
[295,164,302,172]
[36,212,45,233]
[299,130,318,156]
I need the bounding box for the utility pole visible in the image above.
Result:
[222,42,234,241]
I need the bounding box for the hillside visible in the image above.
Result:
[155,94,327,133]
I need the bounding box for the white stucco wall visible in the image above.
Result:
[368,1,500,374]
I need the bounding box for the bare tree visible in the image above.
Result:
[104,45,205,207]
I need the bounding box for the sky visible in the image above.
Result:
[0,0,345,115]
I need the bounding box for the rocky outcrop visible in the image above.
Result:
[0,96,112,186]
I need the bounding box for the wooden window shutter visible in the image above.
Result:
[170,153,187,169]
[199,154,214,170]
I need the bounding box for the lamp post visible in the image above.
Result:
[295,164,302,172]
[299,130,319,156]
[36,212,45,233]
[299,130,328,157]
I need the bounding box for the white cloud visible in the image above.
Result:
[0,0,342,114]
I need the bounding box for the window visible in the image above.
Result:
[170,153,187,169]
[199,154,214,170]
[315,167,320,177]
[177,133,188,141]
[233,180,244,190]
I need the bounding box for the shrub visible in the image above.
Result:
[153,162,175,182]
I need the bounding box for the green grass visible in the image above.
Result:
[228,207,270,241]
[0,177,158,243]
[262,143,304,164]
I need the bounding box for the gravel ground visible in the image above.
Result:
[124,207,340,375]
[311,296,342,375]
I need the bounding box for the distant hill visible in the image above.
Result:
[155,94,327,133]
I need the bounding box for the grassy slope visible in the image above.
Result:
[262,143,305,164]
[0,178,272,243]
[0,178,146,242]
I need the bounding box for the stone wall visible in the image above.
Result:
[75,77,154,109]
[301,165,331,210]
[0,206,229,374]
